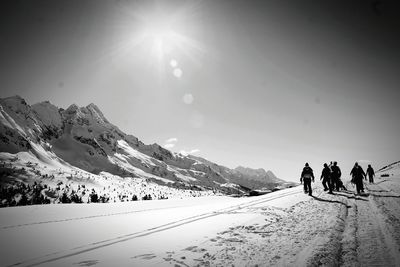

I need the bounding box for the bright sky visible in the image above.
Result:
[1,0,400,182]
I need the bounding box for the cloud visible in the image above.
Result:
[163,138,199,155]
[164,143,175,149]
[163,137,178,149]
[165,138,178,143]
[189,149,200,154]
[179,149,200,156]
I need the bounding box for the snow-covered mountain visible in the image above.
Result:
[235,166,285,183]
[0,96,292,205]
[188,156,287,190]
[377,161,400,176]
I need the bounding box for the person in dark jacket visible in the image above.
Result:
[337,178,347,191]
[321,163,333,194]
[300,163,315,196]
[350,162,367,194]
[366,164,375,184]
[331,161,342,191]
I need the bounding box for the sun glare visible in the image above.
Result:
[145,21,172,41]
[116,2,205,74]
[143,20,186,65]
[143,18,175,57]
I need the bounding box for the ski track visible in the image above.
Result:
[5,190,302,267]
[1,205,186,230]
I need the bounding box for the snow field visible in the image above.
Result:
[0,187,305,267]
[0,175,399,266]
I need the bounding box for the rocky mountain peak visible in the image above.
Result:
[235,166,267,176]
[65,104,80,114]
[32,101,62,129]
[0,95,30,114]
[86,103,108,123]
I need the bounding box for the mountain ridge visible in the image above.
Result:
[0,95,294,202]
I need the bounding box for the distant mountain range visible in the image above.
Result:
[0,95,293,196]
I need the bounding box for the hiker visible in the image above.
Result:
[320,163,333,193]
[337,178,347,191]
[331,161,342,191]
[366,164,375,184]
[350,162,367,194]
[300,163,315,196]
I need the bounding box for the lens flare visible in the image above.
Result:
[183,93,194,104]
[170,59,178,67]
[173,68,183,78]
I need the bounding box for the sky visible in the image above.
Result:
[1,0,400,182]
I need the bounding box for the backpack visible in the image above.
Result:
[302,167,313,179]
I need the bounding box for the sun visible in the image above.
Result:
[142,16,176,60]
[114,2,205,73]
[144,18,173,41]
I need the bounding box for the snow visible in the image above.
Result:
[0,150,75,175]
[110,140,200,183]
[0,150,213,206]
[378,161,400,176]
[107,154,173,184]
[31,101,62,129]
[166,165,198,182]
[0,188,305,267]
[116,140,156,167]
[0,105,14,129]
[1,175,399,266]
[172,171,197,182]
[28,141,67,169]
[220,182,240,189]
[0,104,26,135]
[86,103,108,124]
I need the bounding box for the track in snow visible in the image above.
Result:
[6,189,302,267]
[341,180,400,267]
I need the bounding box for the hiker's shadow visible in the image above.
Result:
[334,191,369,201]
[367,189,389,193]
[311,195,351,208]
[368,193,400,198]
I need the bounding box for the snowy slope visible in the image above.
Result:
[1,177,399,267]
[377,160,400,176]
[0,186,309,267]
[190,155,291,189]
[0,149,216,207]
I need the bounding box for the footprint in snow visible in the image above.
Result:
[183,246,206,253]
[131,253,157,260]
[75,260,99,266]
[184,246,198,252]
